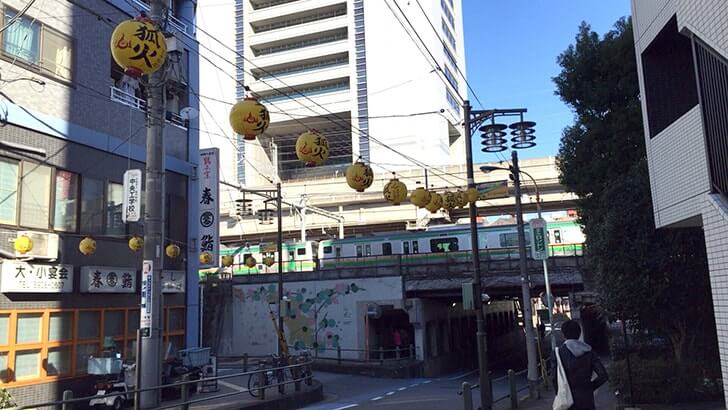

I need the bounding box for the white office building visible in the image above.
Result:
[198,0,467,189]
[631,0,728,404]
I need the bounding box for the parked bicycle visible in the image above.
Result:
[247,354,290,397]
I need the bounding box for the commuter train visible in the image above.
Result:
[217,219,584,275]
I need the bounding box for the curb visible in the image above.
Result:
[202,380,324,410]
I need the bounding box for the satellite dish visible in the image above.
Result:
[179,107,198,120]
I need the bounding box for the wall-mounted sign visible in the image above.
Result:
[141,260,153,338]
[0,261,73,293]
[161,270,186,293]
[80,266,136,293]
[122,169,142,223]
[199,148,219,269]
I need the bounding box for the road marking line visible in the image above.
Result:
[332,405,358,410]
[218,380,247,392]
[386,391,395,396]
[371,396,384,401]
[447,369,478,380]
[423,380,432,384]
[397,387,407,391]
[409,383,419,387]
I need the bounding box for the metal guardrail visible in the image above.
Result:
[291,344,416,365]
[16,359,314,410]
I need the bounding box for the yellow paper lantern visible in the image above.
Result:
[244,255,257,268]
[14,235,33,254]
[128,236,143,252]
[442,191,458,211]
[410,187,432,208]
[466,187,479,203]
[220,254,233,267]
[165,244,181,259]
[383,177,408,206]
[455,190,468,208]
[425,193,443,213]
[263,256,275,267]
[110,18,167,77]
[198,251,212,265]
[295,130,329,167]
[79,237,96,256]
[229,97,270,140]
[345,161,374,192]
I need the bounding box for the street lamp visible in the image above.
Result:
[463,102,538,408]
[480,164,557,359]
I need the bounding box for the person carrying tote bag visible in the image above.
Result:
[552,320,608,410]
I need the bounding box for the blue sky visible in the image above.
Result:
[463,0,631,163]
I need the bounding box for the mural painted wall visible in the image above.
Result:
[230,276,403,357]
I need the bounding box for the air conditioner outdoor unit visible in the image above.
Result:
[15,231,59,260]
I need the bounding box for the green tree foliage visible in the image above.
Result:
[553,18,716,364]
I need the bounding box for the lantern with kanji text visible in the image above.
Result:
[165,244,181,259]
[383,176,407,205]
[425,193,443,213]
[221,254,233,267]
[466,187,479,203]
[295,129,329,167]
[244,255,257,268]
[410,186,431,208]
[263,256,275,267]
[345,160,374,192]
[110,17,167,77]
[14,235,32,254]
[442,191,458,211]
[229,97,270,140]
[128,236,143,252]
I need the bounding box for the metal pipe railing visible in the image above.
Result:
[16,359,314,409]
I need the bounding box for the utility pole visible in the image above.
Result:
[512,150,539,397]
[463,100,492,410]
[140,1,166,407]
[276,182,284,354]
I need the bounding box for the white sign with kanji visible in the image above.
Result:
[80,266,136,293]
[122,169,142,223]
[161,270,186,293]
[199,148,219,269]
[0,261,73,293]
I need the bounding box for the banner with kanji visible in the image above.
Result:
[199,148,220,268]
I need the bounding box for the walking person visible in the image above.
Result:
[553,320,608,410]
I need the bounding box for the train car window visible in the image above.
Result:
[430,238,459,252]
[356,245,363,257]
[297,248,306,256]
[365,244,371,256]
[382,242,392,255]
[499,233,518,248]
[413,241,419,254]
[553,230,562,244]
[335,247,341,257]
[323,246,332,254]
[403,241,410,254]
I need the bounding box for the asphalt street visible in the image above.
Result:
[302,370,528,410]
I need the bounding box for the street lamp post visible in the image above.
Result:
[463,101,536,408]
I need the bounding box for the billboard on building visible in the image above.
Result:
[199,148,220,269]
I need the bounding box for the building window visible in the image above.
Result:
[0,307,184,385]
[441,19,455,50]
[444,65,458,90]
[440,0,455,29]
[0,158,18,225]
[1,8,72,81]
[443,45,457,69]
[641,16,697,138]
[19,162,51,229]
[53,170,78,232]
[446,90,460,113]
[81,178,104,234]
[106,182,124,235]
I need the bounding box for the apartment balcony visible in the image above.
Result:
[251,63,350,94]
[131,0,191,39]
[109,86,188,129]
[249,35,349,70]
[248,0,343,22]
[248,14,347,47]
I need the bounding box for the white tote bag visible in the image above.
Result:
[553,349,574,410]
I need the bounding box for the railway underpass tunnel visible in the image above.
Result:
[364,306,415,359]
[403,297,525,376]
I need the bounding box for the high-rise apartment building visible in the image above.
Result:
[199,0,467,188]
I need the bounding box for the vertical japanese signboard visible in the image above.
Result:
[530,218,549,260]
[122,169,142,223]
[140,260,153,338]
[199,148,219,269]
